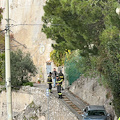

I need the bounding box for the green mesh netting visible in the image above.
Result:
[64,53,81,85]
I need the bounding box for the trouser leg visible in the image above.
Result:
[61,83,64,90]
[49,84,52,93]
[57,85,62,99]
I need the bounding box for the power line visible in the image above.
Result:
[1,23,64,29]
[0,29,6,33]
[0,29,26,48]
[11,38,27,48]
[10,23,63,27]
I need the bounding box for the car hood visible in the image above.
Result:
[84,115,107,120]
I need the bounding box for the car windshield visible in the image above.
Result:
[88,110,105,116]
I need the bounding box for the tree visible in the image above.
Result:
[0,7,5,82]
[0,8,4,51]
[0,7,3,24]
[50,49,66,66]
[42,0,120,117]
[0,53,5,82]
[10,49,37,87]
[42,0,106,56]
[0,31,5,51]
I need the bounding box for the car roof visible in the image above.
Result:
[88,105,105,111]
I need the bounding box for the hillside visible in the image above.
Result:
[69,75,117,120]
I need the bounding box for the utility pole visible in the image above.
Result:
[5,0,12,119]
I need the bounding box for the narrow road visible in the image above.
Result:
[52,88,88,120]
[33,83,88,120]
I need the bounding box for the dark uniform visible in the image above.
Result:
[47,72,52,93]
[58,70,64,90]
[56,76,63,99]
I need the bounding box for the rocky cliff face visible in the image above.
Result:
[0,0,55,82]
[0,76,117,120]
[0,86,78,120]
[69,76,117,120]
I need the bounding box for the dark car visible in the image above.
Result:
[82,105,110,120]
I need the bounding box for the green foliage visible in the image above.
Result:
[0,8,4,50]
[23,82,33,87]
[0,53,5,82]
[42,0,120,116]
[50,49,66,66]
[0,8,5,82]
[0,31,5,50]
[0,81,5,85]
[0,8,3,24]
[98,26,120,117]
[10,49,37,87]
[42,0,107,56]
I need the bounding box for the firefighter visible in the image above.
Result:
[47,72,53,93]
[58,70,64,90]
[56,75,63,99]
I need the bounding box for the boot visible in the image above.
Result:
[60,95,63,99]
[49,89,52,93]
[58,95,60,99]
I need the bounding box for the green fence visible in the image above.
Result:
[64,52,81,86]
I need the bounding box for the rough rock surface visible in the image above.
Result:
[0,86,78,120]
[14,101,42,120]
[0,0,55,82]
[69,75,117,120]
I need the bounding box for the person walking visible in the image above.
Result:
[47,72,53,93]
[56,75,63,99]
[58,70,64,90]
[52,68,58,88]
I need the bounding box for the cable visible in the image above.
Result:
[0,29,5,33]
[31,47,40,57]
[11,38,27,48]
[0,28,26,49]
[9,23,63,28]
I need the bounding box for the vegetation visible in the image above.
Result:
[0,8,5,82]
[0,8,4,50]
[22,82,33,87]
[0,8,3,24]
[50,49,66,66]
[0,50,37,87]
[0,9,35,88]
[0,53,5,81]
[0,31,5,51]
[42,0,120,117]
[10,49,37,87]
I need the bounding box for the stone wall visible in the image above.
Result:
[0,86,78,120]
[69,76,117,120]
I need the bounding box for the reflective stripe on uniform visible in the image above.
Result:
[60,76,63,78]
[56,79,63,83]
[58,93,62,95]
[48,77,52,79]
[47,82,52,84]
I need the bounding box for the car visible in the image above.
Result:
[82,105,110,120]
